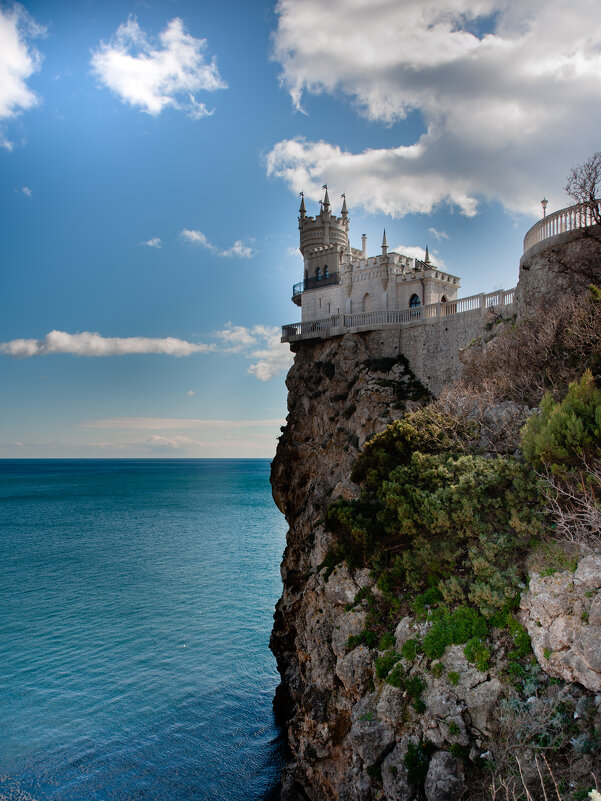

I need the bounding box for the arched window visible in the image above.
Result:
[441,295,447,303]
[324,265,329,278]
[409,293,421,307]
[315,267,321,281]
[362,293,372,312]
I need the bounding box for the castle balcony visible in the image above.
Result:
[523,201,601,257]
[291,272,340,306]
[282,288,515,343]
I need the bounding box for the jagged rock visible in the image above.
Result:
[324,563,362,606]
[336,646,374,698]
[521,554,601,691]
[349,695,395,764]
[424,751,466,801]
[381,737,418,801]
[394,616,431,652]
[331,607,368,659]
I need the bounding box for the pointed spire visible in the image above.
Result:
[381,228,388,255]
[424,245,431,264]
[341,193,348,217]
[322,183,330,210]
[299,191,306,218]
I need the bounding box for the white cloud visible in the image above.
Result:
[428,227,449,241]
[21,185,32,196]
[392,244,446,269]
[0,330,215,358]
[186,389,195,396]
[1,322,292,381]
[145,434,206,450]
[215,322,293,380]
[141,236,161,248]
[246,325,293,382]
[82,417,285,430]
[180,229,256,258]
[269,0,601,218]
[91,16,226,118]
[0,4,44,149]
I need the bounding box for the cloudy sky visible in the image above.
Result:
[1,0,600,457]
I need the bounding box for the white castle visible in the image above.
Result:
[284,188,463,342]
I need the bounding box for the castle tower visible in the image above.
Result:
[298,187,349,282]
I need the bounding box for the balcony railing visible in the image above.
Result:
[292,272,340,296]
[523,201,601,254]
[282,288,515,343]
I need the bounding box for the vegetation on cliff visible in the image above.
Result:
[319,307,601,799]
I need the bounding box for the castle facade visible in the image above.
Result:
[294,188,459,323]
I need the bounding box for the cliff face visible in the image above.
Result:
[270,331,429,799]
[270,326,601,800]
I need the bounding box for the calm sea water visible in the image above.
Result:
[0,459,287,801]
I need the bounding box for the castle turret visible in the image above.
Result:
[381,229,388,256]
[298,187,349,281]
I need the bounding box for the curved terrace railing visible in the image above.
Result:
[523,201,600,254]
[282,288,515,343]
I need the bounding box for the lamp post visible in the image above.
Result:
[541,198,548,218]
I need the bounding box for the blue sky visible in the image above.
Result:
[2,0,601,457]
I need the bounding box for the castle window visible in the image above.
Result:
[324,265,329,278]
[315,267,321,281]
[441,295,447,303]
[409,293,421,307]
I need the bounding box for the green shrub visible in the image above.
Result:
[448,671,460,686]
[378,631,396,651]
[386,663,404,688]
[422,606,488,659]
[404,674,426,701]
[401,638,421,661]
[366,764,382,780]
[412,586,443,615]
[522,370,601,473]
[348,629,378,650]
[431,662,444,678]
[328,410,543,615]
[404,741,436,786]
[375,651,400,679]
[463,637,491,672]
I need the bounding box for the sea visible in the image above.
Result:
[0,459,288,801]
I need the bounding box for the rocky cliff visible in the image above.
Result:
[270,324,601,799]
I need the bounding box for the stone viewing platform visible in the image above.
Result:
[523,200,600,256]
[282,288,515,343]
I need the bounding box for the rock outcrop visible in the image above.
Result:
[271,329,601,800]
[521,555,601,691]
[270,332,509,800]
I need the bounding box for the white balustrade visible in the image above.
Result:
[523,201,600,254]
[282,287,517,343]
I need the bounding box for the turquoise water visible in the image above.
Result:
[0,459,287,801]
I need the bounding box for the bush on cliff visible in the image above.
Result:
[327,406,543,618]
[522,370,601,550]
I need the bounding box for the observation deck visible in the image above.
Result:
[523,201,600,258]
[282,288,515,344]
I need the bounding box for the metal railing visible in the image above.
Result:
[292,272,340,296]
[282,288,515,343]
[523,201,601,254]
